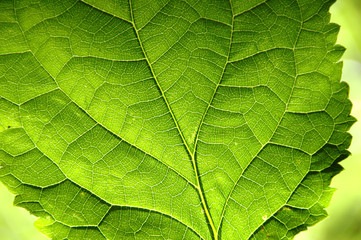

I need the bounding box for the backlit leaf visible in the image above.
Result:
[0,0,355,239]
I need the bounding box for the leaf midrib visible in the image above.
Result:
[128,0,233,239]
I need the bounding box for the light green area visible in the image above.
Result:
[0,0,357,240]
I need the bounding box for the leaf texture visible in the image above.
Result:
[0,0,355,239]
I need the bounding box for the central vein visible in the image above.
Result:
[128,0,218,239]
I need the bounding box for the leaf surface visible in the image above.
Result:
[0,0,355,239]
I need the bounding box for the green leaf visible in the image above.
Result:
[0,0,355,239]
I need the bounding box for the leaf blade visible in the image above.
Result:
[0,0,355,239]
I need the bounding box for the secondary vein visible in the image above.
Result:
[128,0,218,239]
[191,2,235,238]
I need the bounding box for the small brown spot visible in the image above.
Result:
[266,234,270,238]
[7,126,11,129]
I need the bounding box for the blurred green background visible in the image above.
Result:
[0,0,360,239]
